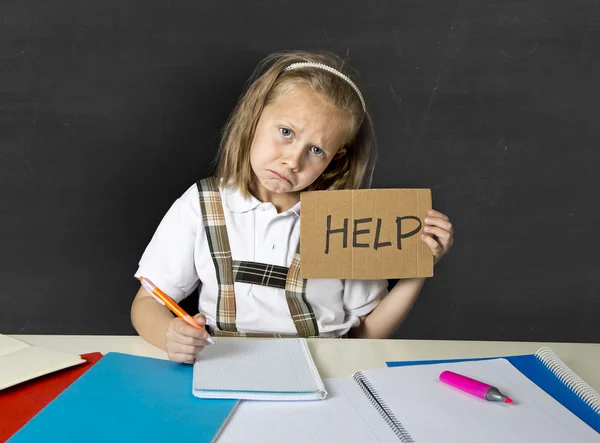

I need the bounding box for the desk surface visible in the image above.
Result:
[10,335,600,391]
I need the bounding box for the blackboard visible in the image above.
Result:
[1,0,599,342]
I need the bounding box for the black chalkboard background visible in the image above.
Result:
[1,0,599,341]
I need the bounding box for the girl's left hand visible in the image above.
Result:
[421,209,453,265]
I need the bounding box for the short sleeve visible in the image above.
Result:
[134,185,202,302]
[342,279,388,318]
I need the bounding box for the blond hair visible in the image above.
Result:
[214,50,377,197]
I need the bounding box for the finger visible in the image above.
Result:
[423,226,452,242]
[170,318,210,341]
[168,351,202,364]
[421,234,441,254]
[424,216,453,233]
[428,209,450,221]
[193,313,207,327]
[433,232,452,252]
[167,329,211,347]
[167,342,205,357]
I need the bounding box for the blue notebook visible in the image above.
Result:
[387,347,600,434]
[8,352,238,443]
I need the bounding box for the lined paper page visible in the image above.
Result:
[216,377,399,442]
[194,339,322,396]
[361,359,600,443]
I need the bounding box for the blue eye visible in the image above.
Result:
[310,146,324,157]
[280,127,293,138]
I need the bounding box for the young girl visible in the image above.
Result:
[131,50,454,363]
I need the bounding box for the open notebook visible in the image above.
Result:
[0,335,85,390]
[216,358,600,442]
[193,338,326,401]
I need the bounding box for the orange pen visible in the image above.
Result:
[139,276,215,345]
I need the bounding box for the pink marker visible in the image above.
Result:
[439,371,513,404]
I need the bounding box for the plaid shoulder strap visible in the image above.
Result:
[196,177,237,332]
[284,243,319,337]
[196,177,319,337]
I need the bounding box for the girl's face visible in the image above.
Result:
[249,83,350,204]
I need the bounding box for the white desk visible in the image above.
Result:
[11,335,600,391]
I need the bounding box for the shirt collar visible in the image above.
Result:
[222,185,262,213]
[288,201,301,216]
[221,185,301,217]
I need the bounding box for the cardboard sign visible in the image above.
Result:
[300,189,433,279]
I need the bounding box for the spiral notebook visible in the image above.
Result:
[216,357,600,442]
[193,338,327,401]
[387,347,600,434]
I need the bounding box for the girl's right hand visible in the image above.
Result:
[165,313,212,363]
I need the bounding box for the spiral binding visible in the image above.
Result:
[535,347,600,413]
[353,372,415,443]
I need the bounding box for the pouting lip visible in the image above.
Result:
[268,169,293,185]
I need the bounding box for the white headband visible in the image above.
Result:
[283,62,366,113]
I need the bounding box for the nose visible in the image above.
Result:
[281,146,303,172]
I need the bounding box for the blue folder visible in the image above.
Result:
[8,352,238,443]
[387,353,600,434]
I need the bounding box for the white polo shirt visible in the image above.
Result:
[134,182,388,337]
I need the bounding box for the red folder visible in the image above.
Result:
[0,352,103,441]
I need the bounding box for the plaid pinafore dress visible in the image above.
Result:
[196,177,320,338]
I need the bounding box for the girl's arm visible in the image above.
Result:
[351,209,454,339]
[131,287,211,362]
[131,286,174,350]
[351,277,425,338]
